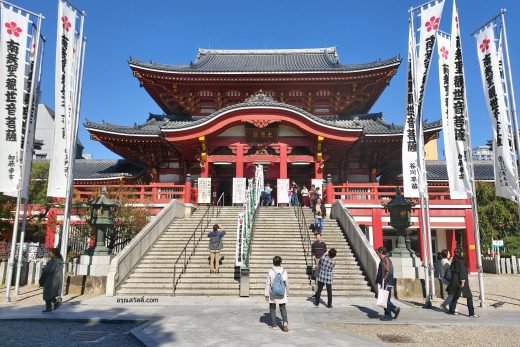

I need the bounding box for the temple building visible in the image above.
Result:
[77,47,488,272]
[85,48,440,189]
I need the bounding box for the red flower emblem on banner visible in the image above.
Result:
[480,39,490,53]
[61,16,72,32]
[5,22,22,37]
[440,46,449,60]
[425,16,440,32]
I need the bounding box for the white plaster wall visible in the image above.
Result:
[278,125,305,137]
[436,229,448,251]
[218,125,244,137]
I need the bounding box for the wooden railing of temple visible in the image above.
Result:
[325,183,470,205]
[73,182,197,205]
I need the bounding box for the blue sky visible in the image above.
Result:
[11,0,520,160]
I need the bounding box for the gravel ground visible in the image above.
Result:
[324,323,520,346]
[0,320,144,347]
[428,274,520,311]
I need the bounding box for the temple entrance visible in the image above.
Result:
[288,163,314,188]
[213,163,235,205]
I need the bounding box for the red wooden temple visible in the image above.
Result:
[59,47,489,271]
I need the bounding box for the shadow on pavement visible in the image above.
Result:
[352,305,381,319]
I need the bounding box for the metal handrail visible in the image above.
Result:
[293,196,312,266]
[172,192,225,295]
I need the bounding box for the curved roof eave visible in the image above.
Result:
[160,95,364,134]
[128,57,401,75]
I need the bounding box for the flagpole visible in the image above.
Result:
[60,13,86,297]
[3,8,44,304]
[14,30,45,296]
[409,9,433,307]
[500,10,520,223]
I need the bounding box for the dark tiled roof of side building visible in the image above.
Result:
[73,159,143,180]
[426,160,494,181]
[129,47,401,73]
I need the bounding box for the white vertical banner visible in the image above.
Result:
[20,26,42,199]
[437,32,453,180]
[446,2,472,199]
[402,19,419,197]
[47,1,78,197]
[0,7,30,195]
[476,26,519,199]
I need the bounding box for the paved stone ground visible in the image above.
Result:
[0,320,144,347]
[1,273,519,346]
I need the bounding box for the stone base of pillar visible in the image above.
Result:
[391,256,424,279]
[76,254,113,276]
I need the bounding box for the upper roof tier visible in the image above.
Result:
[129,47,401,116]
[129,47,400,73]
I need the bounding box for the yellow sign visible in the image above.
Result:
[469,245,476,250]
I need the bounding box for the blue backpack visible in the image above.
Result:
[270,268,286,297]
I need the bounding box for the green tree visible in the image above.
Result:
[476,181,520,255]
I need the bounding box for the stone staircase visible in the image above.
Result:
[302,208,373,297]
[248,206,372,297]
[174,206,241,296]
[249,207,313,296]
[117,207,213,295]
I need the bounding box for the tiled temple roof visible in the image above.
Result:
[73,159,143,180]
[85,94,440,136]
[425,160,494,181]
[129,47,401,73]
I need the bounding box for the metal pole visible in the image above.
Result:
[0,0,45,19]
[14,199,28,296]
[4,191,22,303]
[470,9,506,37]
[14,17,44,297]
[60,14,86,296]
[501,12,520,222]
[409,0,441,14]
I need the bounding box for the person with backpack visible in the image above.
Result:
[208,224,225,274]
[313,248,336,308]
[265,256,289,332]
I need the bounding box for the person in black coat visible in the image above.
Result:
[40,248,64,313]
[447,250,478,317]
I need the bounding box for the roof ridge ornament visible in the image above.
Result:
[244,91,278,104]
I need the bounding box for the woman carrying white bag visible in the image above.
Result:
[375,247,401,321]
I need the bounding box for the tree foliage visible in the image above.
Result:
[476,182,520,255]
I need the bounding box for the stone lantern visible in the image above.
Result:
[383,188,414,258]
[77,187,116,276]
[88,187,116,255]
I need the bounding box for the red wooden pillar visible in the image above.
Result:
[417,211,424,260]
[314,162,323,179]
[372,208,383,249]
[45,208,58,248]
[464,209,478,272]
[325,180,333,203]
[201,162,209,178]
[184,179,192,204]
[236,144,244,178]
[279,144,287,179]
[446,229,456,256]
